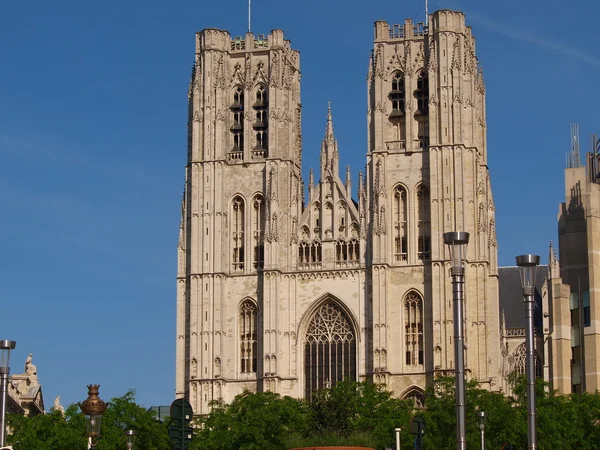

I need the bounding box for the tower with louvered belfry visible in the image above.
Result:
[176,10,501,415]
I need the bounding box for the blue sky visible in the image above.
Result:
[0,0,598,410]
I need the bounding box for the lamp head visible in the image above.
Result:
[476,410,486,431]
[516,254,540,293]
[125,429,137,450]
[443,231,470,269]
[80,385,107,440]
[0,340,16,371]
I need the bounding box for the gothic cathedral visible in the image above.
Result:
[176,10,501,414]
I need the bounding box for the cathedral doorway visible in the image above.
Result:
[304,300,357,400]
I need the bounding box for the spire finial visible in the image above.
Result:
[325,102,334,143]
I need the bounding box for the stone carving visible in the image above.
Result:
[476,66,485,94]
[375,44,384,79]
[231,61,245,87]
[271,212,278,242]
[244,54,253,90]
[451,36,462,72]
[53,396,65,415]
[404,41,413,73]
[428,40,437,71]
[253,60,268,85]
[269,52,280,87]
[414,42,425,69]
[387,44,404,74]
[213,53,225,90]
[25,353,37,377]
[191,358,197,378]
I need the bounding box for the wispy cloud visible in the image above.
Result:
[468,12,600,70]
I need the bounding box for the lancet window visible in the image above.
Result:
[252,195,265,270]
[389,72,405,117]
[304,301,357,400]
[415,71,429,115]
[299,240,322,268]
[405,291,424,366]
[393,185,408,261]
[335,239,360,265]
[230,86,245,157]
[417,184,431,260]
[231,195,245,271]
[240,299,257,373]
[252,84,268,157]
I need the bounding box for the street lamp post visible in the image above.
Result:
[0,340,16,448]
[125,429,136,450]
[394,427,401,450]
[516,254,540,450]
[80,384,107,450]
[476,410,486,450]
[443,231,470,450]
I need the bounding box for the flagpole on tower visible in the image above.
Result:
[248,0,251,32]
[425,0,429,25]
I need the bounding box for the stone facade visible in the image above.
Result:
[7,354,44,417]
[175,10,502,415]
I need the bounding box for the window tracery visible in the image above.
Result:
[252,194,265,269]
[230,86,244,158]
[405,291,424,365]
[511,343,542,378]
[415,70,429,115]
[393,185,408,261]
[417,184,431,260]
[389,71,405,117]
[252,84,268,157]
[231,195,245,271]
[304,301,357,400]
[240,299,257,373]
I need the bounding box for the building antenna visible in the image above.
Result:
[248,0,251,33]
[425,0,429,24]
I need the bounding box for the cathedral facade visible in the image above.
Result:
[175,9,502,415]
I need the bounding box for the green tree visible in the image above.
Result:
[192,390,306,450]
[7,390,171,450]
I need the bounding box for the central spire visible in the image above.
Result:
[325,101,334,144]
[320,102,339,178]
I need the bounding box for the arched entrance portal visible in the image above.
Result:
[304,301,357,400]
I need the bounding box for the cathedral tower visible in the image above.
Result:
[366,10,500,393]
[176,29,302,413]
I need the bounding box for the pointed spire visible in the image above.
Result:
[309,168,314,199]
[345,165,351,189]
[325,101,334,144]
[549,241,560,279]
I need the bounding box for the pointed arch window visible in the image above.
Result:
[511,343,542,378]
[240,299,257,373]
[405,291,424,365]
[393,185,408,261]
[252,84,268,157]
[252,195,265,269]
[230,86,245,156]
[335,238,360,266]
[389,72,405,117]
[415,70,429,115]
[231,196,245,271]
[417,185,431,260]
[304,301,357,400]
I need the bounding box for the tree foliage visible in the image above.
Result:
[7,380,600,449]
[7,390,171,450]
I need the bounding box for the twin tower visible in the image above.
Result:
[176,10,500,414]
